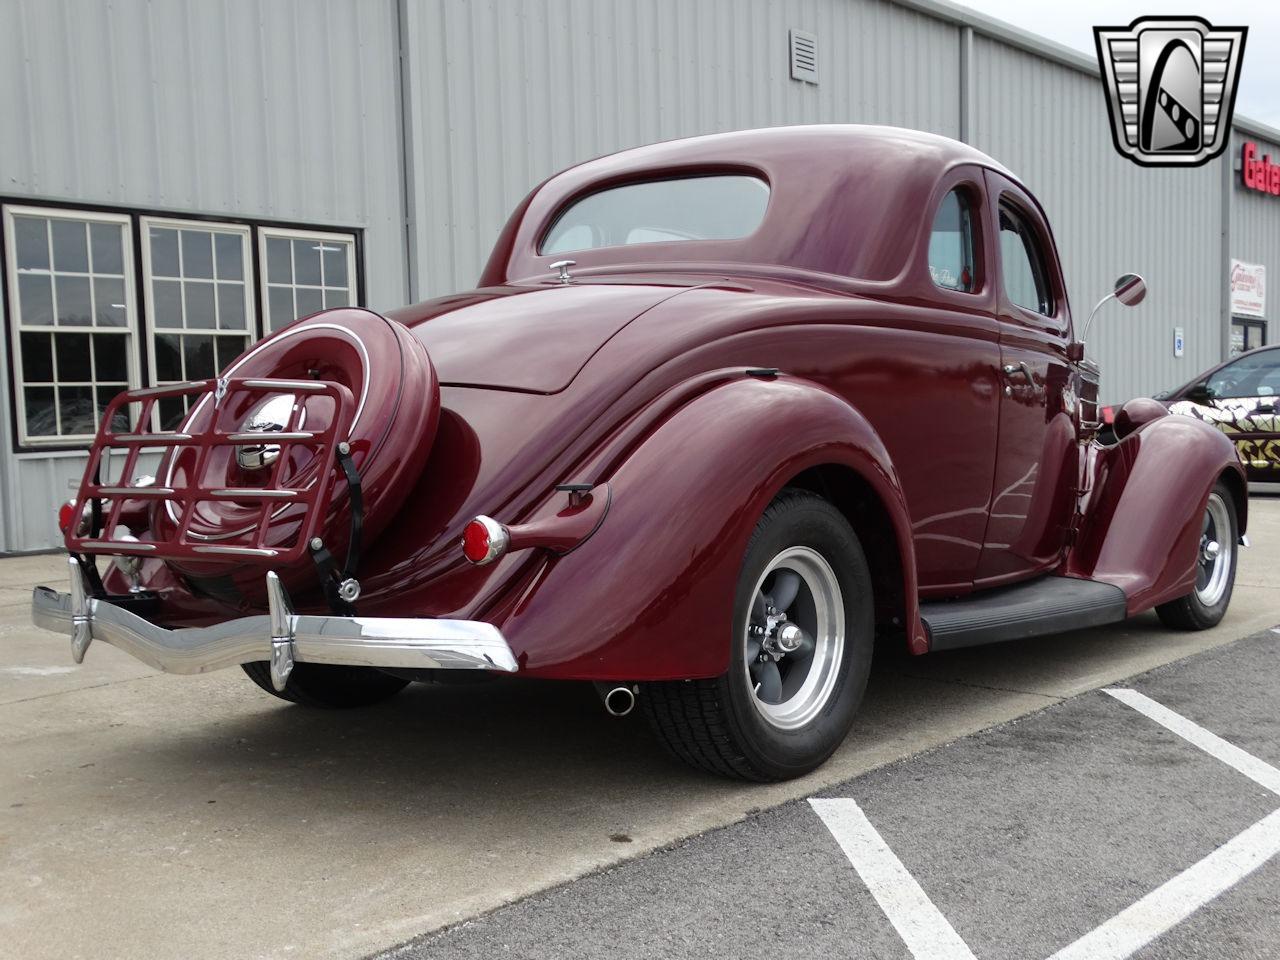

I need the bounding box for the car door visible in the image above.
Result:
[975,171,1078,584]
[833,167,1001,595]
[1174,347,1280,478]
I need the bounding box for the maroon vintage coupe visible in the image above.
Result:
[33,126,1246,781]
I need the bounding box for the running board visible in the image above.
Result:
[920,576,1128,651]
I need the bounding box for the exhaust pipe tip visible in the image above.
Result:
[603,685,637,717]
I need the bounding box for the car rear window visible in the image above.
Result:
[540,175,769,255]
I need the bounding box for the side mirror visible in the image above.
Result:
[1184,382,1215,404]
[1113,273,1147,307]
[1074,273,1148,360]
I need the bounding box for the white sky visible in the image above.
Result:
[952,1,1280,129]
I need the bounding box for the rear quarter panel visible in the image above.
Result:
[490,375,923,680]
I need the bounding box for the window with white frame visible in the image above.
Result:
[2,203,360,448]
[141,218,255,428]
[260,228,357,333]
[3,206,139,444]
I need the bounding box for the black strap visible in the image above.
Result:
[307,443,364,616]
[309,540,354,617]
[336,444,363,580]
[89,462,104,538]
[76,555,106,597]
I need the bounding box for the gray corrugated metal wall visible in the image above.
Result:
[969,35,1224,403]
[403,0,962,297]
[1230,129,1280,341]
[0,0,407,550]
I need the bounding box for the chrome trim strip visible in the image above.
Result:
[110,432,194,443]
[226,431,316,442]
[32,558,519,676]
[190,545,280,558]
[206,489,298,500]
[128,381,211,399]
[94,486,177,497]
[239,378,330,392]
[78,541,158,553]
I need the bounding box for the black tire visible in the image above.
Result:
[1156,481,1238,631]
[640,489,875,781]
[242,661,409,708]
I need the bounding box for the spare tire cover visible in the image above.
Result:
[151,308,439,592]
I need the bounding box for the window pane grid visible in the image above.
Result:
[13,218,129,330]
[260,229,356,332]
[5,207,138,443]
[142,219,254,425]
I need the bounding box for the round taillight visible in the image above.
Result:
[58,500,77,534]
[462,515,508,565]
[59,500,93,536]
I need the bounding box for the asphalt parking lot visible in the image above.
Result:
[391,627,1280,960]
[2,492,1279,960]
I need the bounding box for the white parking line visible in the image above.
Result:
[812,690,1280,960]
[809,798,978,960]
[1046,806,1280,960]
[1104,688,1280,796]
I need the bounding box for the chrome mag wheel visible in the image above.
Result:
[743,546,845,730]
[1195,491,1233,607]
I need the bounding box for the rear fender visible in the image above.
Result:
[492,375,922,680]
[1066,413,1246,612]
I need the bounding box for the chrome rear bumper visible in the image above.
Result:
[31,558,518,690]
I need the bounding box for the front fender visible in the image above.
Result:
[1066,412,1246,612]
[493,375,922,680]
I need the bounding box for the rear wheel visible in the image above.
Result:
[242,662,409,708]
[1156,482,1238,630]
[640,490,874,781]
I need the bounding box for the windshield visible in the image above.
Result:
[540,175,769,255]
[1206,349,1280,399]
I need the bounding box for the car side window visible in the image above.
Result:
[998,203,1053,316]
[928,190,976,293]
[1259,364,1280,396]
[1206,350,1280,399]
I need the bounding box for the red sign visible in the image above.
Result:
[1242,141,1280,196]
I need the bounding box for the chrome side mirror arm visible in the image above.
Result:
[1081,291,1117,347]
[1075,273,1147,360]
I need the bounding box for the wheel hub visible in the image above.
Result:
[742,546,845,730]
[1194,493,1232,607]
[756,605,795,661]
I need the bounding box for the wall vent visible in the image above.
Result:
[789,29,817,84]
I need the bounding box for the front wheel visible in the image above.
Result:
[640,489,875,781]
[1156,481,1238,630]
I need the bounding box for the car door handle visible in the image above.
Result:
[1002,361,1034,382]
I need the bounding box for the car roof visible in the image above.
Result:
[483,125,1024,287]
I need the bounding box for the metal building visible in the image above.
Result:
[1,0,1278,553]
